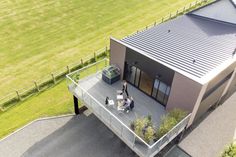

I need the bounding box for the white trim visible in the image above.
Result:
[111,37,236,85]
[201,57,236,84]
[0,114,74,142]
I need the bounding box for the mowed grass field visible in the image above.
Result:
[0,60,106,138]
[0,0,196,96]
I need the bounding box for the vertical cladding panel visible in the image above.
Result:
[194,80,229,121]
[166,72,203,113]
[110,38,126,79]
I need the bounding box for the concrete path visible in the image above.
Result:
[179,92,236,157]
[0,114,136,157]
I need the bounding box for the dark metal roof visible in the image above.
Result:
[190,0,236,25]
[121,15,236,82]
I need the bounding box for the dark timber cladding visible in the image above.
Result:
[121,11,236,80]
[125,48,174,85]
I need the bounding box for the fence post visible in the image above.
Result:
[169,13,172,19]
[34,81,40,92]
[81,59,83,66]
[94,52,97,62]
[176,10,178,16]
[162,17,164,23]
[16,90,21,101]
[154,21,156,26]
[67,65,70,74]
[51,73,56,84]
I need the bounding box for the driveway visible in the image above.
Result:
[0,114,136,157]
[178,91,236,157]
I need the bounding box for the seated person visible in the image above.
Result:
[123,98,132,113]
[123,98,130,107]
[129,97,134,111]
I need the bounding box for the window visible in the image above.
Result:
[139,71,153,95]
[152,78,171,106]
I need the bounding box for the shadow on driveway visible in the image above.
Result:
[22,114,136,157]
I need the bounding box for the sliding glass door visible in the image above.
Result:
[124,63,171,106]
[139,71,153,95]
[125,64,141,88]
[151,78,171,106]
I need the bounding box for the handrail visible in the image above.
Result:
[79,85,151,147]
[149,113,191,149]
[66,62,192,150]
[66,67,150,148]
[66,58,109,76]
[66,67,150,147]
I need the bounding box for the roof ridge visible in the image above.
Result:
[230,0,236,8]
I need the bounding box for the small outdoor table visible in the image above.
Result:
[108,99,115,106]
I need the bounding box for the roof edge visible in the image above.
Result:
[200,57,236,84]
[188,13,236,26]
[230,0,236,8]
[110,37,205,85]
[187,0,220,15]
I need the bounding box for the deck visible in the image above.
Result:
[77,72,166,129]
[67,71,191,157]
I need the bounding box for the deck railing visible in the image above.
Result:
[66,63,191,157]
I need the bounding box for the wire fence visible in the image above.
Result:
[0,0,210,112]
[125,0,210,39]
[0,47,108,111]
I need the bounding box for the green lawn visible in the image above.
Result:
[0,60,106,138]
[0,0,197,96]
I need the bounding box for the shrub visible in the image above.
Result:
[132,115,156,144]
[157,116,177,138]
[157,108,187,139]
[221,143,236,157]
[144,126,156,143]
[168,108,187,122]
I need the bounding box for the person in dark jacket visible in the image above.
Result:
[129,97,134,111]
[105,96,109,105]
[122,80,129,97]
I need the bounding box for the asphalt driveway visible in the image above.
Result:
[178,91,236,157]
[0,114,136,157]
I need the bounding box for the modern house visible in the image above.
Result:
[110,0,236,125]
[67,0,236,156]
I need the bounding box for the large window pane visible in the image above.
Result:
[157,82,167,104]
[163,86,171,105]
[152,79,160,98]
[139,71,153,95]
[135,68,141,87]
[126,65,136,84]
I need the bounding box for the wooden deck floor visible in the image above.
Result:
[78,73,166,128]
